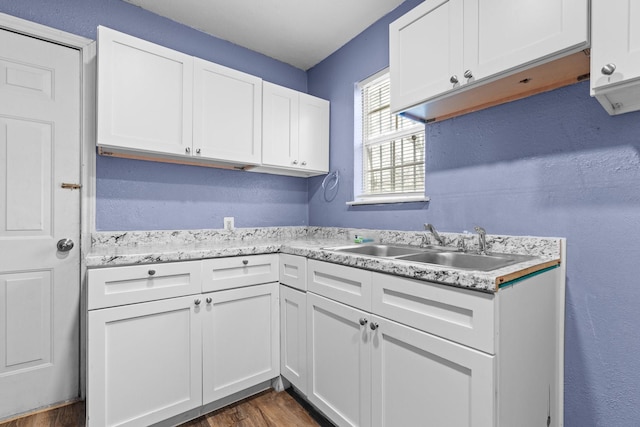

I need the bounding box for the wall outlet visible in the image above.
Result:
[223,217,234,231]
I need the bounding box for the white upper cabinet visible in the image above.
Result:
[97,26,193,156]
[390,0,589,120]
[590,0,640,115]
[193,58,262,164]
[97,26,262,167]
[257,81,329,177]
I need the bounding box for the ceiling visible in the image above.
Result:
[124,0,405,70]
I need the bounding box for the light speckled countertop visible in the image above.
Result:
[86,227,562,293]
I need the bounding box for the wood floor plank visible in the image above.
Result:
[0,389,322,427]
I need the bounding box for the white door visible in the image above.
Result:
[0,29,80,418]
[280,285,307,395]
[306,293,371,427]
[87,296,203,427]
[202,283,279,405]
[298,93,329,173]
[370,316,495,427]
[262,82,298,168]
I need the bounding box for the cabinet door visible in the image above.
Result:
[591,0,640,90]
[280,285,307,395]
[87,296,202,427]
[279,254,307,291]
[262,81,298,168]
[370,316,495,427]
[307,293,371,427]
[464,0,588,81]
[298,93,329,173]
[202,283,279,404]
[97,26,193,156]
[193,58,262,164]
[390,0,464,112]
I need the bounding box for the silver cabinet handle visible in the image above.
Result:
[185,147,191,154]
[359,318,368,326]
[301,161,307,166]
[242,259,249,265]
[601,63,616,75]
[148,269,156,276]
[196,148,201,154]
[449,75,459,84]
[194,298,201,306]
[464,69,473,79]
[206,297,212,304]
[370,322,379,331]
[292,160,298,165]
[56,238,74,252]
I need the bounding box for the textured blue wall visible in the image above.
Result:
[0,0,309,230]
[308,1,640,425]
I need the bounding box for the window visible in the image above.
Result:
[350,70,427,205]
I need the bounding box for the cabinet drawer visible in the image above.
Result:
[279,254,307,291]
[307,260,371,311]
[372,273,495,354]
[202,254,278,292]
[87,261,201,310]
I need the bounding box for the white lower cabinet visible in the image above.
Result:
[279,284,308,395]
[87,296,203,427]
[202,283,279,403]
[307,293,371,427]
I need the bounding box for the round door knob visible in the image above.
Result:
[196,148,201,154]
[206,297,212,304]
[370,322,379,331]
[601,63,616,75]
[464,69,473,79]
[449,75,459,84]
[194,298,201,306]
[56,238,74,252]
[185,147,191,154]
[242,259,249,265]
[148,269,156,276]
[359,318,368,326]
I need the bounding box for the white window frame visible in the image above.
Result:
[348,68,429,206]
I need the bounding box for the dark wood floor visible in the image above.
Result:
[0,389,327,427]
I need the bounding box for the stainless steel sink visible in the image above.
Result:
[396,251,537,271]
[322,243,537,271]
[323,244,425,257]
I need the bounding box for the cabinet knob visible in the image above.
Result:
[292,160,298,165]
[242,259,249,265]
[464,69,473,79]
[301,161,307,166]
[196,148,201,154]
[601,63,616,76]
[449,75,459,84]
[194,298,201,306]
[370,322,379,331]
[148,269,156,276]
[359,318,368,326]
[206,297,212,304]
[185,147,191,154]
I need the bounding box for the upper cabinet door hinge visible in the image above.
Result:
[61,183,82,190]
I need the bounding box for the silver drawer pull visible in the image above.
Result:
[359,318,368,326]
[194,298,201,306]
[242,259,249,265]
[148,269,156,276]
[206,297,212,304]
[370,322,379,331]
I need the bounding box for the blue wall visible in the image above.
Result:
[308,1,640,425]
[0,0,310,230]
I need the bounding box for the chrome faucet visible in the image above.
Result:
[424,223,445,246]
[474,226,487,255]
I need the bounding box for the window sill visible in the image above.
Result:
[346,195,430,206]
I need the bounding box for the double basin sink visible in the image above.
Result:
[322,243,536,272]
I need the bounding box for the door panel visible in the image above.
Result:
[0,28,80,419]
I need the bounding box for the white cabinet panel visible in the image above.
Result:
[202,254,278,292]
[193,59,262,164]
[279,254,307,291]
[280,285,307,395]
[298,92,329,173]
[307,293,371,427]
[370,316,495,427]
[97,26,193,156]
[308,259,372,312]
[87,296,202,427]
[202,283,279,404]
[590,0,640,115]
